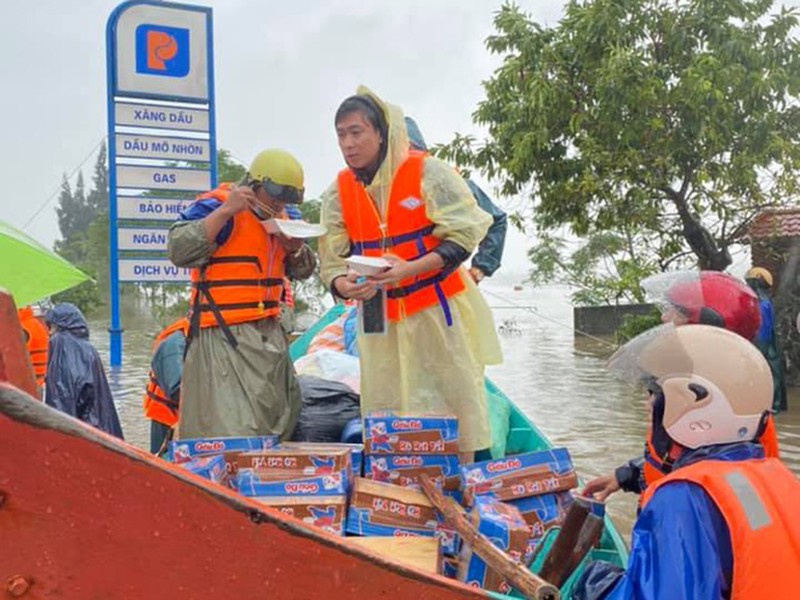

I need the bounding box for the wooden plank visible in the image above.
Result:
[0,385,491,600]
[346,537,441,575]
[419,475,560,600]
[538,498,603,588]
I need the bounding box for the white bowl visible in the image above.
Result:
[345,255,391,276]
[263,219,327,239]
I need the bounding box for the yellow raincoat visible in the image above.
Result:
[320,87,502,452]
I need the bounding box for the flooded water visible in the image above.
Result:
[92,283,800,540]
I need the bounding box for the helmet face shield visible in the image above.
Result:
[641,270,760,341]
[607,323,772,449]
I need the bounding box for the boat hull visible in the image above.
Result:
[0,384,489,600]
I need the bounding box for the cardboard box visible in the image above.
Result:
[234,469,350,497]
[233,447,352,480]
[365,454,460,491]
[179,453,229,487]
[510,492,573,559]
[458,497,530,593]
[364,413,459,455]
[442,556,459,579]
[254,495,346,535]
[346,537,441,575]
[280,441,364,478]
[348,478,439,530]
[461,448,578,505]
[345,516,460,556]
[168,435,280,480]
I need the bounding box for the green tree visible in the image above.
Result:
[439,0,800,299]
[87,142,108,213]
[217,148,246,182]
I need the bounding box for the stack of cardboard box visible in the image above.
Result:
[345,477,458,558]
[363,413,461,498]
[232,447,353,535]
[460,448,578,566]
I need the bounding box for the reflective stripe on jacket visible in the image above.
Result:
[18,307,48,386]
[337,150,465,322]
[641,457,800,599]
[189,184,286,330]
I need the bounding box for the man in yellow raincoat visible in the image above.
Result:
[319,87,502,459]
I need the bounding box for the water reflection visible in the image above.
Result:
[93,283,800,540]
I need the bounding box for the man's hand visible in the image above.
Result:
[275,232,304,253]
[468,266,485,284]
[581,473,621,502]
[221,186,257,216]
[368,255,415,286]
[333,270,379,301]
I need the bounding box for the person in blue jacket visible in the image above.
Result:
[44,303,124,439]
[745,266,787,413]
[574,323,800,600]
[404,116,507,284]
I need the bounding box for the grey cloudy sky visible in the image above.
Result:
[1,0,568,277]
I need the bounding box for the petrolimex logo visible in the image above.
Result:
[135,24,190,78]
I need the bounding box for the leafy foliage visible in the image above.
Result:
[438,0,800,301]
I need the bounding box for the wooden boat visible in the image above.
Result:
[0,303,627,599]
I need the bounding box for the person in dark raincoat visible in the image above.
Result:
[44,303,124,439]
[404,116,507,284]
[745,267,788,412]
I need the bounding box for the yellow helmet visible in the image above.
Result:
[246,149,305,204]
[745,267,773,288]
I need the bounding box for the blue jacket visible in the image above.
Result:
[573,442,765,600]
[404,116,507,276]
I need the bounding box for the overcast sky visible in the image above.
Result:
[2,1,796,279]
[1,0,571,278]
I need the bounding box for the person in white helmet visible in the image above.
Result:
[574,324,800,600]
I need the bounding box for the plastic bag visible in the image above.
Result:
[292,375,361,443]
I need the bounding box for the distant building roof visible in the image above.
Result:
[748,208,800,240]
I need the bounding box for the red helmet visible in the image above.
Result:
[642,271,761,341]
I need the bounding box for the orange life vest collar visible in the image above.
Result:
[641,458,800,599]
[337,151,466,324]
[18,307,48,386]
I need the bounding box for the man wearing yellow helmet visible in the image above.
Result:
[574,324,800,600]
[168,149,315,440]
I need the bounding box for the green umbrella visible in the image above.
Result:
[0,220,91,306]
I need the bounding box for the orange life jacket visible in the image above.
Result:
[18,307,48,387]
[189,184,286,338]
[337,150,466,323]
[642,416,781,491]
[641,458,800,599]
[142,319,187,428]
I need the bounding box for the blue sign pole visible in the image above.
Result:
[106,8,123,367]
[106,0,214,367]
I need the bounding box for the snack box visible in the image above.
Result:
[280,441,364,478]
[254,495,346,535]
[442,556,459,579]
[345,516,460,556]
[179,454,229,487]
[363,413,458,455]
[364,454,460,491]
[509,491,573,539]
[234,469,349,497]
[461,448,578,505]
[458,497,530,593]
[168,435,279,477]
[233,447,352,480]
[347,478,439,530]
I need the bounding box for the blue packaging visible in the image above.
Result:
[234,469,350,497]
[179,453,228,486]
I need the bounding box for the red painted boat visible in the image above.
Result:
[0,383,492,600]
